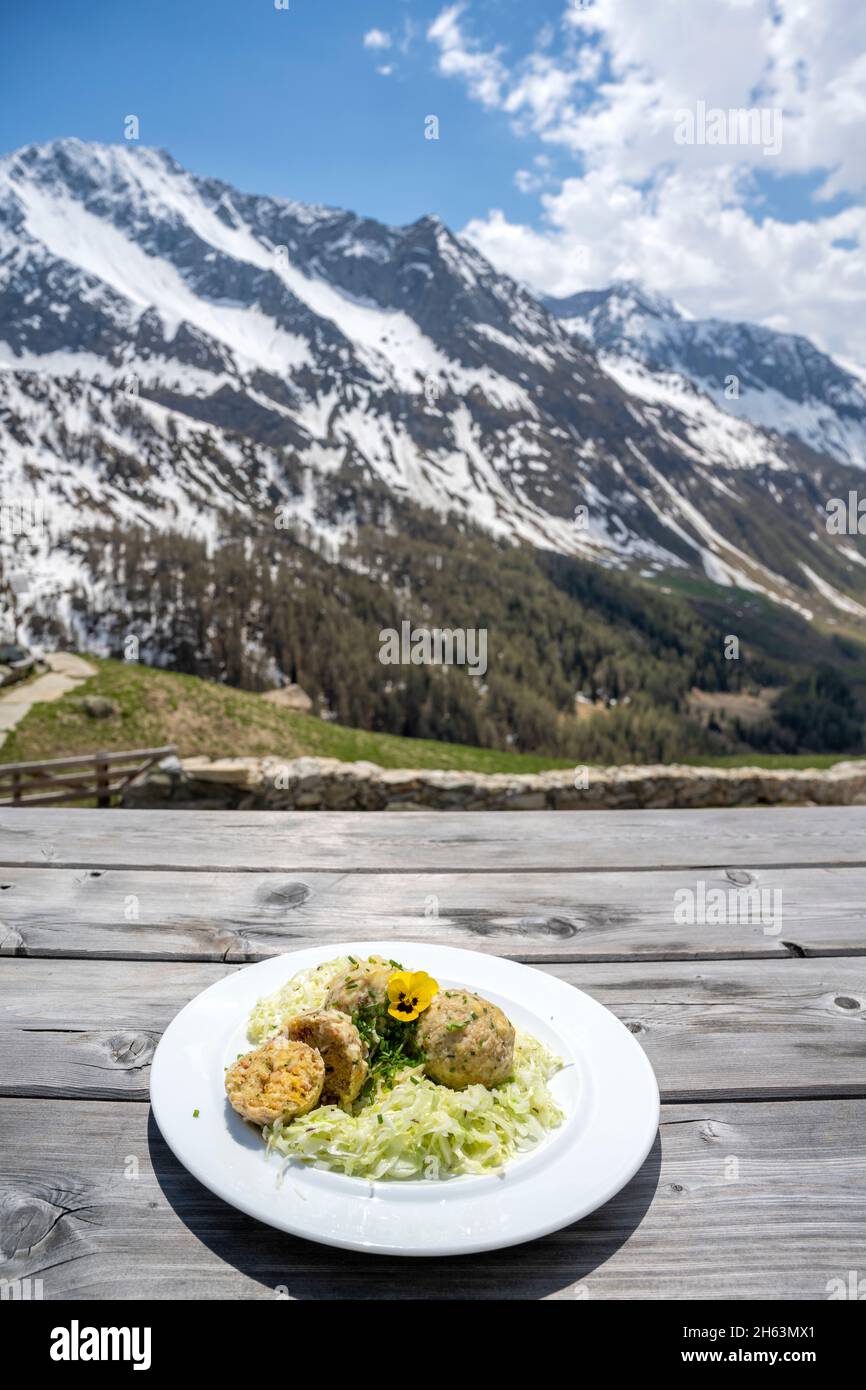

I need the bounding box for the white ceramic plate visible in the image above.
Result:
[150,942,659,1256]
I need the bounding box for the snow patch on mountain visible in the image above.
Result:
[547,282,866,470]
[2,140,865,638]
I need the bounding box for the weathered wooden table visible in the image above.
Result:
[1,806,865,1300]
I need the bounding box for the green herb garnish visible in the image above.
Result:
[352,1000,425,1107]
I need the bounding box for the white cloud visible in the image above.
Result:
[503,53,580,134]
[430,0,866,185]
[365,19,417,77]
[514,170,540,194]
[363,28,392,51]
[427,4,507,109]
[464,167,866,362]
[427,0,866,364]
[557,0,866,191]
[514,155,553,195]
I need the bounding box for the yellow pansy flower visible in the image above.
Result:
[387,970,439,1022]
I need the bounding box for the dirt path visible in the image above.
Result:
[0,652,95,751]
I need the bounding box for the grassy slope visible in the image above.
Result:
[0,656,857,773]
[0,658,579,774]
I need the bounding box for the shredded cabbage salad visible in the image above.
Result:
[248,959,344,1043]
[247,956,565,1181]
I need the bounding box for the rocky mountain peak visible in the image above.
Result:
[1,140,865,643]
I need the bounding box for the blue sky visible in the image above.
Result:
[2,0,865,361]
[0,0,568,229]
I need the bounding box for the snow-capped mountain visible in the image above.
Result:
[1,139,866,643]
[545,282,866,470]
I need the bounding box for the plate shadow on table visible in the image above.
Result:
[148,1112,661,1299]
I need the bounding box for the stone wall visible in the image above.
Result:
[122,753,866,811]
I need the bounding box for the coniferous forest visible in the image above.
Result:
[27,499,865,762]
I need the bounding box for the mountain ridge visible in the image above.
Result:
[545,282,866,470]
[1,137,866,656]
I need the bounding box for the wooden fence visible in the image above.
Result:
[0,746,176,808]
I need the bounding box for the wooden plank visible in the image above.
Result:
[1,806,865,872]
[0,1096,863,1298]
[0,780,130,809]
[0,770,144,794]
[1,773,104,794]
[2,957,864,1102]
[0,746,174,775]
[0,748,173,808]
[1,864,865,962]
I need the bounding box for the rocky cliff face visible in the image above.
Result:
[2,138,866,651]
[546,281,866,469]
